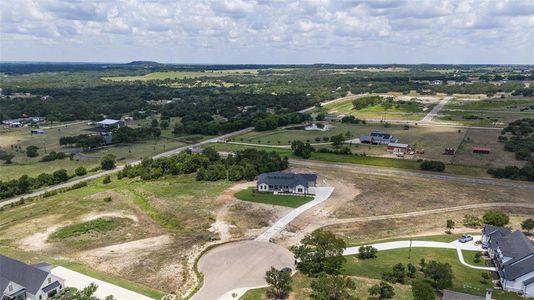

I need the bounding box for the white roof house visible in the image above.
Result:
[96,119,124,128]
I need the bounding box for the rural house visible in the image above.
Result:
[96,119,125,129]
[1,255,65,300]
[386,142,409,154]
[360,132,399,145]
[482,225,534,296]
[257,172,317,195]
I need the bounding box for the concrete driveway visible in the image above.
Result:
[255,187,335,241]
[192,240,294,300]
[51,266,154,300]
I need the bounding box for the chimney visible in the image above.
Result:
[485,288,492,300]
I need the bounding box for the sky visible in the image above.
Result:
[1,0,534,64]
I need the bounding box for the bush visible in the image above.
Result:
[74,166,87,176]
[103,196,113,203]
[100,154,116,170]
[26,145,39,157]
[102,175,111,184]
[358,245,378,259]
[411,280,435,300]
[483,210,509,226]
[420,160,445,172]
[463,214,482,227]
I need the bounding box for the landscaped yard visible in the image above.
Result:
[235,188,313,208]
[343,248,521,299]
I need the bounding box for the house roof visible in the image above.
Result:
[257,172,317,188]
[370,132,393,139]
[0,255,49,295]
[387,142,408,148]
[483,225,511,238]
[97,119,121,125]
[472,147,491,152]
[499,231,534,280]
[0,276,10,294]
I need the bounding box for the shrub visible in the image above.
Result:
[483,210,509,226]
[420,160,445,172]
[463,214,482,227]
[100,154,116,170]
[358,245,378,259]
[103,196,113,203]
[411,280,435,300]
[74,166,87,176]
[26,145,39,157]
[102,175,111,184]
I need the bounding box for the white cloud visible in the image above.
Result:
[0,0,533,63]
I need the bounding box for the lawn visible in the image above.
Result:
[343,248,521,299]
[235,188,313,208]
[445,98,534,111]
[240,272,414,300]
[435,109,534,127]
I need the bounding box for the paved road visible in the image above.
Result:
[343,236,496,271]
[51,266,154,300]
[192,240,294,300]
[421,96,453,123]
[289,159,534,190]
[0,127,254,209]
[256,187,335,241]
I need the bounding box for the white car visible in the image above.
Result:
[459,234,473,243]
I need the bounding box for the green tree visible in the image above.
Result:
[26,145,39,157]
[52,169,69,183]
[265,267,292,299]
[483,210,509,227]
[411,280,435,300]
[203,147,220,162]
[407,263,417,278]
[446,219,455,233]
[291,230,347,275]
[242,164,258,181]
[291,140,315,159]
[422,261,454,290]
[100,154,116,170]
[310,274,356,300]
[0,153,14,164]
[151,119,159,128]
[160,120,169,130]
[368,281,395,299]
[330,134,345,147]
[358,245,378,259]
[383,263,406,284]
[521,218,534,234]
[75,166,87,176]
[228,165,244,181]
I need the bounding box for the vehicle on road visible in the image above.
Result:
[459,234,473,243]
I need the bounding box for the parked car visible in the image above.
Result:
[280,267,292,273]
[459,234,474,243]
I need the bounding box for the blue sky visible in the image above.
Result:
[1,0,534,64]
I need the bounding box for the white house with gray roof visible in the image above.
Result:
[1,255,64,300]
[257,172,317,195]
[482,225,534,296]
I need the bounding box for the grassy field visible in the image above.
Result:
[0,120,203,180]
[343,248,520,299]
[344,233,475,247]
[102,69,260,81]
[49,217,129,240]
[235,188,313,208]
[0,174,232,296]
[209,142,487,177]
[435,97,534,126]
[322,96,437,121]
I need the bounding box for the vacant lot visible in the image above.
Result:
[102,69,259,81]
[0,174,232,297]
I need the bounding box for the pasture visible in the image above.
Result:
[323,95,438,121]
[102,69,260,81]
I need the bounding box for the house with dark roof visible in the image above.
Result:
[360,132,398,145]
[482,225,534,296]
[257,172,317,195]
[1,255,64,300]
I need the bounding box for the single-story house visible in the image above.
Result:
[1,254,64,300]
[360,132,398,145]
[482,225,534,296]
[96,119,125,129]
[386,142,409,153]
[257,172,317,195]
